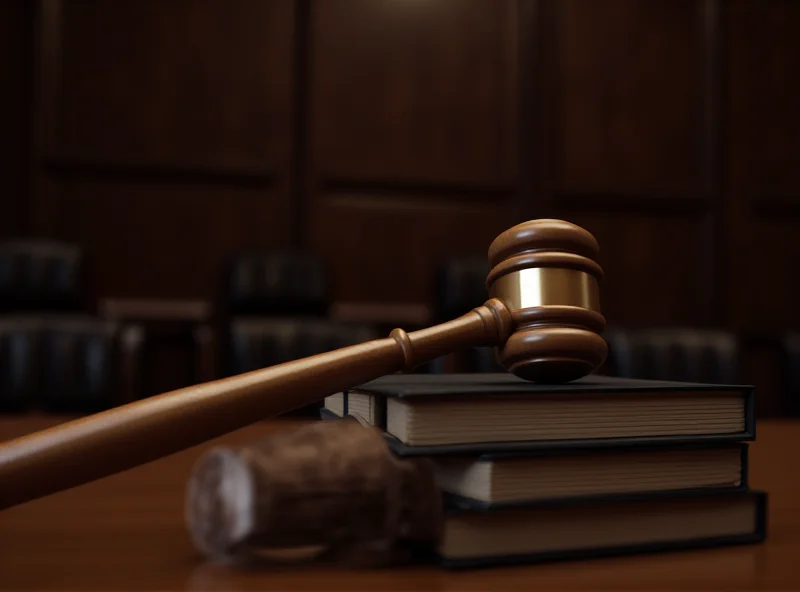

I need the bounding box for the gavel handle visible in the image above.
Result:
[0,300,512,510]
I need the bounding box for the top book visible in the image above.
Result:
[322,373,754,455]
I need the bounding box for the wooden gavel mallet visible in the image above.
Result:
[0,219,607,510]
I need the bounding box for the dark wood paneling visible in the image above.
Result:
[727,0,800,199]
[308,194,512,303]
[311,0,518,186]
[725,0,800,329]
[0,0,30,238]
[309,0,520,303]
[53,179,291,299]
[566,213,708,327]
[725,218,800,329]
[51,0,295,172]
[28,0,298,305]
[11,0,800,415]
[551,0,702,198]
[544,0,714,329]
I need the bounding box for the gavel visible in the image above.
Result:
[0,219,607,511]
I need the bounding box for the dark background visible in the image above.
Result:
[2,0,798,415]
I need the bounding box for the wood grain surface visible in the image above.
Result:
[0,415,797,591]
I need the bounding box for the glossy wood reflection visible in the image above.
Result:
[0,416,797,591]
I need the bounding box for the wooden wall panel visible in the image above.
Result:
[308,196,511,303]
[51,180,290,299]
[53,0,294,172]
[29,0,297,302]
[542,0,712,329]
[727,0,800,199]
[309,0,520,303]
[725,0,800,329]
[0,0,30,238]
[10,0,800,412]
[311,0,518,186]
[566,214,709,327]
[726,220,800,330]
[551,0,703,199]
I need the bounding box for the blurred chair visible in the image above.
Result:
[39,317,144,412]
[603,327,741,384]
[197,250,333,383]
[0,315,144,413]
[0,240,85,313]
[0,317,41,411]
[226,317,380,415]
[425,256,502,374]
[0,239,147,413]
[227,318,380,377]
[217,251,380,415]
[433,256,491,322]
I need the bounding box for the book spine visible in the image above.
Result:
[746,387,756,440]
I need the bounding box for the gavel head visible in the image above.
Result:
[486,219,607,383]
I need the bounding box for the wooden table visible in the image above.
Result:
[1,417,798,591]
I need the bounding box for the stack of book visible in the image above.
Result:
[322,372,766,568]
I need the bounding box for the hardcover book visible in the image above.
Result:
[320,373,764,568]
[322,373,755,455]
[431,488,767,568]
[429,442,748,504]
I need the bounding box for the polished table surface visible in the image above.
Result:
[1,416,798,591]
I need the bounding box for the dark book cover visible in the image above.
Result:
[383,431,753,457]
[343,372,755,399]
[321,372,756,455]
[426,487,767,569]
[432,441,750,505]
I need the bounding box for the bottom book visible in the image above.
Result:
[429,489,766,568]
